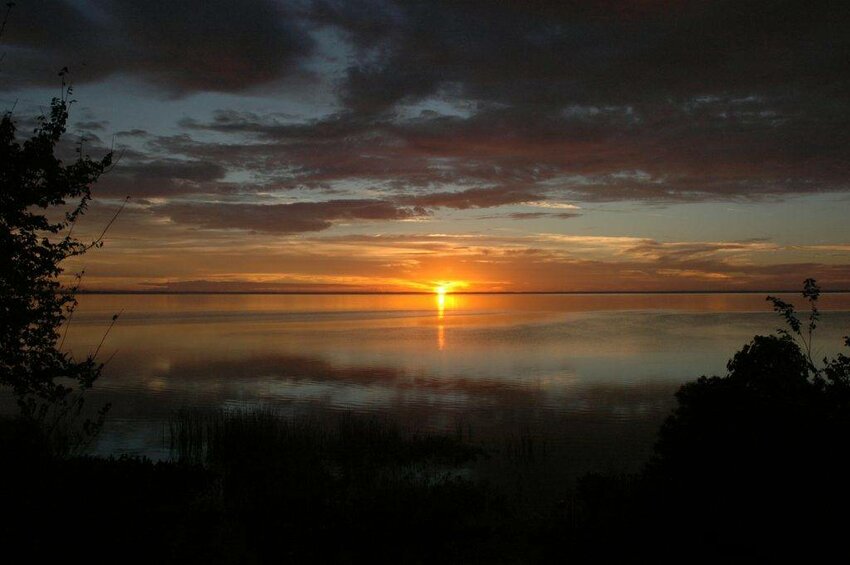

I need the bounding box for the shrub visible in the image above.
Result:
[1,88,117,452]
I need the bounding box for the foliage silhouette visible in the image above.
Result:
[561,281,850,561]
[0,87,117,451]
[637,279,850,557]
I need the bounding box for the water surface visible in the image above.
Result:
[22,293,850,474]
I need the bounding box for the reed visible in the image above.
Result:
[168,406,481,471]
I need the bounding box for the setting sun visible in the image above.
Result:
[431,281,468,295]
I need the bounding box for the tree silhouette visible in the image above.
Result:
[0,87,116,445]
[645,279,850,556]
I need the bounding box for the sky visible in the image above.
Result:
[3,0,849,292]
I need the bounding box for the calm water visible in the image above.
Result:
[15,293,850,474]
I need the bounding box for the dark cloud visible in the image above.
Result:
[313,0,848,201]
[159,199,427,233]
[115,129,151,138]
[138,280,373,293]
[73,120,108,131]
[321,0,849,113]
[164,94,850,203]
[98,159,229,197]
[3,0,313,93]
[492,212,582,220]
[8,1,848,205]
[403,187,541,210]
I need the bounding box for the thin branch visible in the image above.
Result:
[0,2,14,43]
[85,195,129,250]
[103,142,126,174]
[92,309,122,360]
[101,348,119,369]
[59,270,85,352]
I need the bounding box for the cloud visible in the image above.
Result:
[73,120,109,131]
[159,199,427,233]
[322,1,849,113]
[487,212,581,220]
[403,187,542,209]
[61,208,850,292]
[3,0,313,93]
[7,1,847,202]
[166,91,850,204]
[98,159,229,197]
[6,0,849,299]
[315,0,849,201]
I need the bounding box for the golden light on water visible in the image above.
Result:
[432,281,465,316]
[436,288,446,321]
[433,282,459,351]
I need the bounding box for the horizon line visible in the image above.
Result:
[77,289,850,296]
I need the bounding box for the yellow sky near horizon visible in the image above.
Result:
[61,198,850,293]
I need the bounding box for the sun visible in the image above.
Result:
[434,284,450,322]
[431,280,468,295]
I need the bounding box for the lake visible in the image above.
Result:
[17,292,850,476]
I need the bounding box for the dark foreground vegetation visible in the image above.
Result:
[3,283,850,563]
[2,411,499,563]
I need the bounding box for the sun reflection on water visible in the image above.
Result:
[435,287,449,350]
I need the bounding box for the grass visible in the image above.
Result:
[0,405,647,562]
[10,394,844,562]
[164,408,511,563]
[169,406,480,471]
[159,408,647,562]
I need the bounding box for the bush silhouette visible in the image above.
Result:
[0,89,116,450]
[643,280,850,557]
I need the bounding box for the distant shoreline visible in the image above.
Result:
[77,290,850,296]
